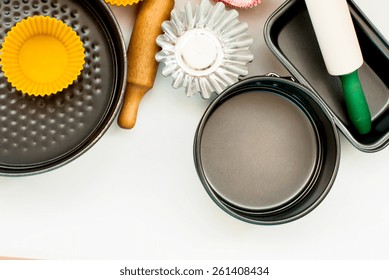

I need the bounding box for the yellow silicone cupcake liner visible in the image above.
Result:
[105,0,142,6]
[0,16,85,96]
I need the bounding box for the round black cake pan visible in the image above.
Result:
[0,0,127,176]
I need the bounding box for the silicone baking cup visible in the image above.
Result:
[0,16,85,96]
[104,0,142,6]
[214,0,262,9]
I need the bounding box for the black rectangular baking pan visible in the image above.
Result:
[265,0,389,152]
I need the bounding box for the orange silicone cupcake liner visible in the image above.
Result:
[0,16,85,96]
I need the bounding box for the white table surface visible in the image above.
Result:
[0,0,388,260]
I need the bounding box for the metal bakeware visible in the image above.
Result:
[0,0,126,175]
[194,76,340,225]
[265,0,389,152]
[193,0,388,224]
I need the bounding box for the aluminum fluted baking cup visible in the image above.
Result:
[156,0,253,99]
[0,16,85,97]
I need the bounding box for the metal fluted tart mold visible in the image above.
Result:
[155,0,253,99]
[0,16,85,96]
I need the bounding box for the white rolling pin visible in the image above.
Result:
[305,0,371,134]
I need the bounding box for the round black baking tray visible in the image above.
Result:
[194,76,340,225]
[0,0,126,175]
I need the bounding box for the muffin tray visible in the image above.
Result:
[0,0,126,175]
[265,0,389,152]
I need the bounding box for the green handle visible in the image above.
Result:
[339,70,371,134]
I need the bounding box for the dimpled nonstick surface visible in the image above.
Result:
[0,0,124,173]
[199,91,319,211]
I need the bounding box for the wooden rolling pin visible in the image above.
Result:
[117,0,175,129]
[305,0,371,134]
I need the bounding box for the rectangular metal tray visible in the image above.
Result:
[265,0,389,152]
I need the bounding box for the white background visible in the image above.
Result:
[0,0,388,260]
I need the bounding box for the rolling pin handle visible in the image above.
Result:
[117,83,148,129]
